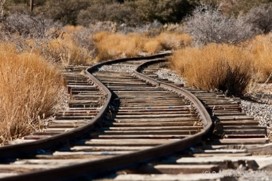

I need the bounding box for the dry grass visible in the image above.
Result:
[5,26,192,65]
[20,25,94,66]
[156,32,192,50]
[143,39,162,54]
[170,43,253,96]
[93,32,146,60]
[0,43,64,143]
[62,25,85,34]
[44,37,92,66]
[93,31,192,61]
[245,33,272,82]
[169,33,272,96]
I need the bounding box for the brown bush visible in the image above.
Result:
[245,33,272,82]
[93,31,192,61]
[156,32,192,50]
[170,43,253,96]
[43,36,92,66]
[93,32,146,60]
[0,43,64,143]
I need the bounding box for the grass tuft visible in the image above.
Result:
[93,31,192,61]
[246,33,272,82]
[170,44,253,96]
[0,43,64,143]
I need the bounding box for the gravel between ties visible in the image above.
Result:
[155,68,186,85]
[99,64,137,73]
[241,100,272,127]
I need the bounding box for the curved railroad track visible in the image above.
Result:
[107,59,270,181]
[0,53,214,180]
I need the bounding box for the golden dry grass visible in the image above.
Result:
[44,36,91,66]
[62,25,84,34]
[23,25,94,66]
[0,43,64,143]
[170,33,272,96]
[93,31,192,61]
[143,39,162,54]
[93,32,146,60]
[245,33,272,82]
[156,32,192,50]
[170,43,253,96]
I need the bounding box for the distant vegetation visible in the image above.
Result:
[3,0,195,25]
[0,0,272,142]
[3,0,272,25]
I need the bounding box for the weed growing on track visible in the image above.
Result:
[0,43,64,143]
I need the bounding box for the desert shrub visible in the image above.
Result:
[156,32,192,50]
[0,0,6,18]
[77,0,194,26]
[220,0,271,15]
[116,21,164,35]
[130,0,195,23]
[243,3,272,34]
[93,31,192,61]
[77,3,140,26]
[189,0,271,15]
[170,44,253,96]
[20,25,94,66]
[43,0,90,25]
[88,21,117,33]
[143,39,162,54]
[71,27,95,57]
[143,32,192,51]
[3,0,272,26]
[43,36,92,66]
[4,0,90,19]
[246,33,272,82]
[0,43,64,143]
[162,23,185,33]
[184,6,255,45]
[1,13,61,38]
[93,32,147,60]
[0,23,94,66]
[3,0,29,14]
[4,0,46,14]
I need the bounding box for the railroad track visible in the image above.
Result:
[104,59,270,181]
[0,53,270,181]
[0,53,214,180]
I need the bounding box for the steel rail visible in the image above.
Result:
[133,58,212,133]
[0,53,213,181]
